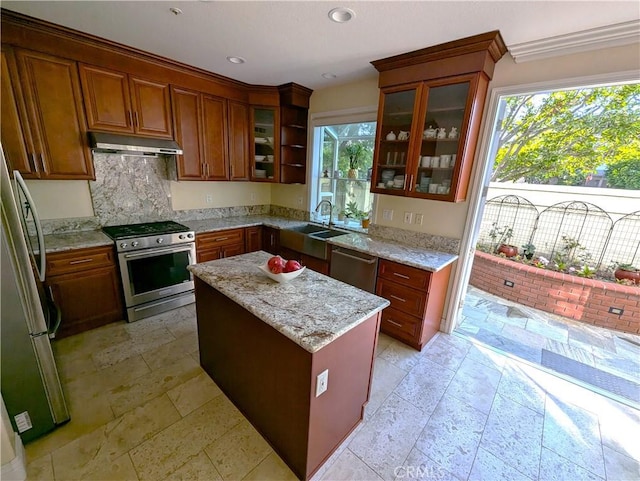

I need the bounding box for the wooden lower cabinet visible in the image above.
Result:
[262,227,280,254]
[376,259,452,350]
[195,228,246,262]
[245,226,262,253]
[45,246,123,338]
[279,247,329,275]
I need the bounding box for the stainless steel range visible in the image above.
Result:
[102,221,196,322]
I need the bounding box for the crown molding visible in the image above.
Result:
[509,20,640,63]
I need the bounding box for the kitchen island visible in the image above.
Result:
[189,251,390,481]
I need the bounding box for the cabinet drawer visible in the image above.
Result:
[380,307,420,342]
[378,259,431,290]
[46,246,115,276]
[376,277,426,318]
[196,228,244,249]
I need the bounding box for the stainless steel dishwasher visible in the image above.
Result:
[329,247,378,293]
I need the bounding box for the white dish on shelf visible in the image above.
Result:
[255,137,268,144]
[257,263,305,283]
[255,155,266,161]
[255,169,267,178]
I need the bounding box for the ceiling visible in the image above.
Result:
[3,1,639,90]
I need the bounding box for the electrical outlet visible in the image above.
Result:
[316,369,329,397]
[414,213,423,225]
[382,209,393,221]
[403,212,413,224]
[297,196,303,206]
[205,194,213,204]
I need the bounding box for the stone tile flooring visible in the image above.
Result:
[457,286,640,405]
[25,303,640,480]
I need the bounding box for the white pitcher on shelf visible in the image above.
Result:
[436,127,447,139]
[448,127,458,139]
[397,131,409,140]
[386,131,397,141]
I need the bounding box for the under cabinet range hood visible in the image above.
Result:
[89,132,183,155]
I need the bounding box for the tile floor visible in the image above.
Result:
[25,303,640,481]
[457,286,640,405]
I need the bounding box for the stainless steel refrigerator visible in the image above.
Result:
[1,150,69,443]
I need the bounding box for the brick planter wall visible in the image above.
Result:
[470,251,640,334]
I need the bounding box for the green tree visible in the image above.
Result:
[606,158,640,189]
[492,84,640,187]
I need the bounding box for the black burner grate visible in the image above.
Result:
[102,221,190,240]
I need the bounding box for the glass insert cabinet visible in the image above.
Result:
[370,31,507,202]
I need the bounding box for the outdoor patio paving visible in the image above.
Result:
[456,286,640,406]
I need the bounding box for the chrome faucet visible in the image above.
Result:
[315,199,333,227]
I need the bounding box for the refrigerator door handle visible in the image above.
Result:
[13,171,46,282]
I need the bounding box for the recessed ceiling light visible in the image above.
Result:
[322,73,337,79]
[226,56,246,64]
[169,7,183,16]
[328,7,355,23]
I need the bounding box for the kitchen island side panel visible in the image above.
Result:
[195,278,312,479]
[306,312,380,476]
[194,278,380,480]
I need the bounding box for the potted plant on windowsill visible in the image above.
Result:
[344,142,366,179]
[612,263,640,285]
[521,243,536,260]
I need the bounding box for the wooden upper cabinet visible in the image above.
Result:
[172,86,204,179]
[79,64,173,139]
[1,46,37,177]
[201,95,228,180]
[7,48,94,179]
[228,101,250,180]
[171,86,247,181]
[79,65,131,132]
[129,77,173,138]
[370,31,507,203]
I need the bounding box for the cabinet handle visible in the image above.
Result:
[390,294,407,303]
[214,237,229,242]
[230,165,234,177]
[127,110,133,127]
[30,153,39,173]
[393,272,410,280]
[408,174,414,191]
[133,111,139,128]
[387,319,403,328]
[206,164,210,177]
[69,258,94,265]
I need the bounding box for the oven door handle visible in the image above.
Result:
[122,245,194,260]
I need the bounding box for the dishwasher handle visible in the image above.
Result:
[332,248,377,264]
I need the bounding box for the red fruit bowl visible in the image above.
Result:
[258,263,306,283]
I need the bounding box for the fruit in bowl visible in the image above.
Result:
[267,255,286,274]
[259,256,305,283]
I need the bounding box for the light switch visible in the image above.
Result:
[403,212,413,224]
[415,213,423,225]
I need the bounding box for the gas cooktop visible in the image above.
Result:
[102,221,190,240]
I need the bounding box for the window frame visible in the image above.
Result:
[308,106,378,226]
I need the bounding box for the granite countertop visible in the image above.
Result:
[182,215,308,234]
[328,233,458,273]
[43,230,113,253]
[189,251,390,353]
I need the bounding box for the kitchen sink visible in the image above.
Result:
[309,230,347,240]
[288,224,328,234]
[280,224,348,260]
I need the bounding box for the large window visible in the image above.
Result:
[312,121,376,227]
